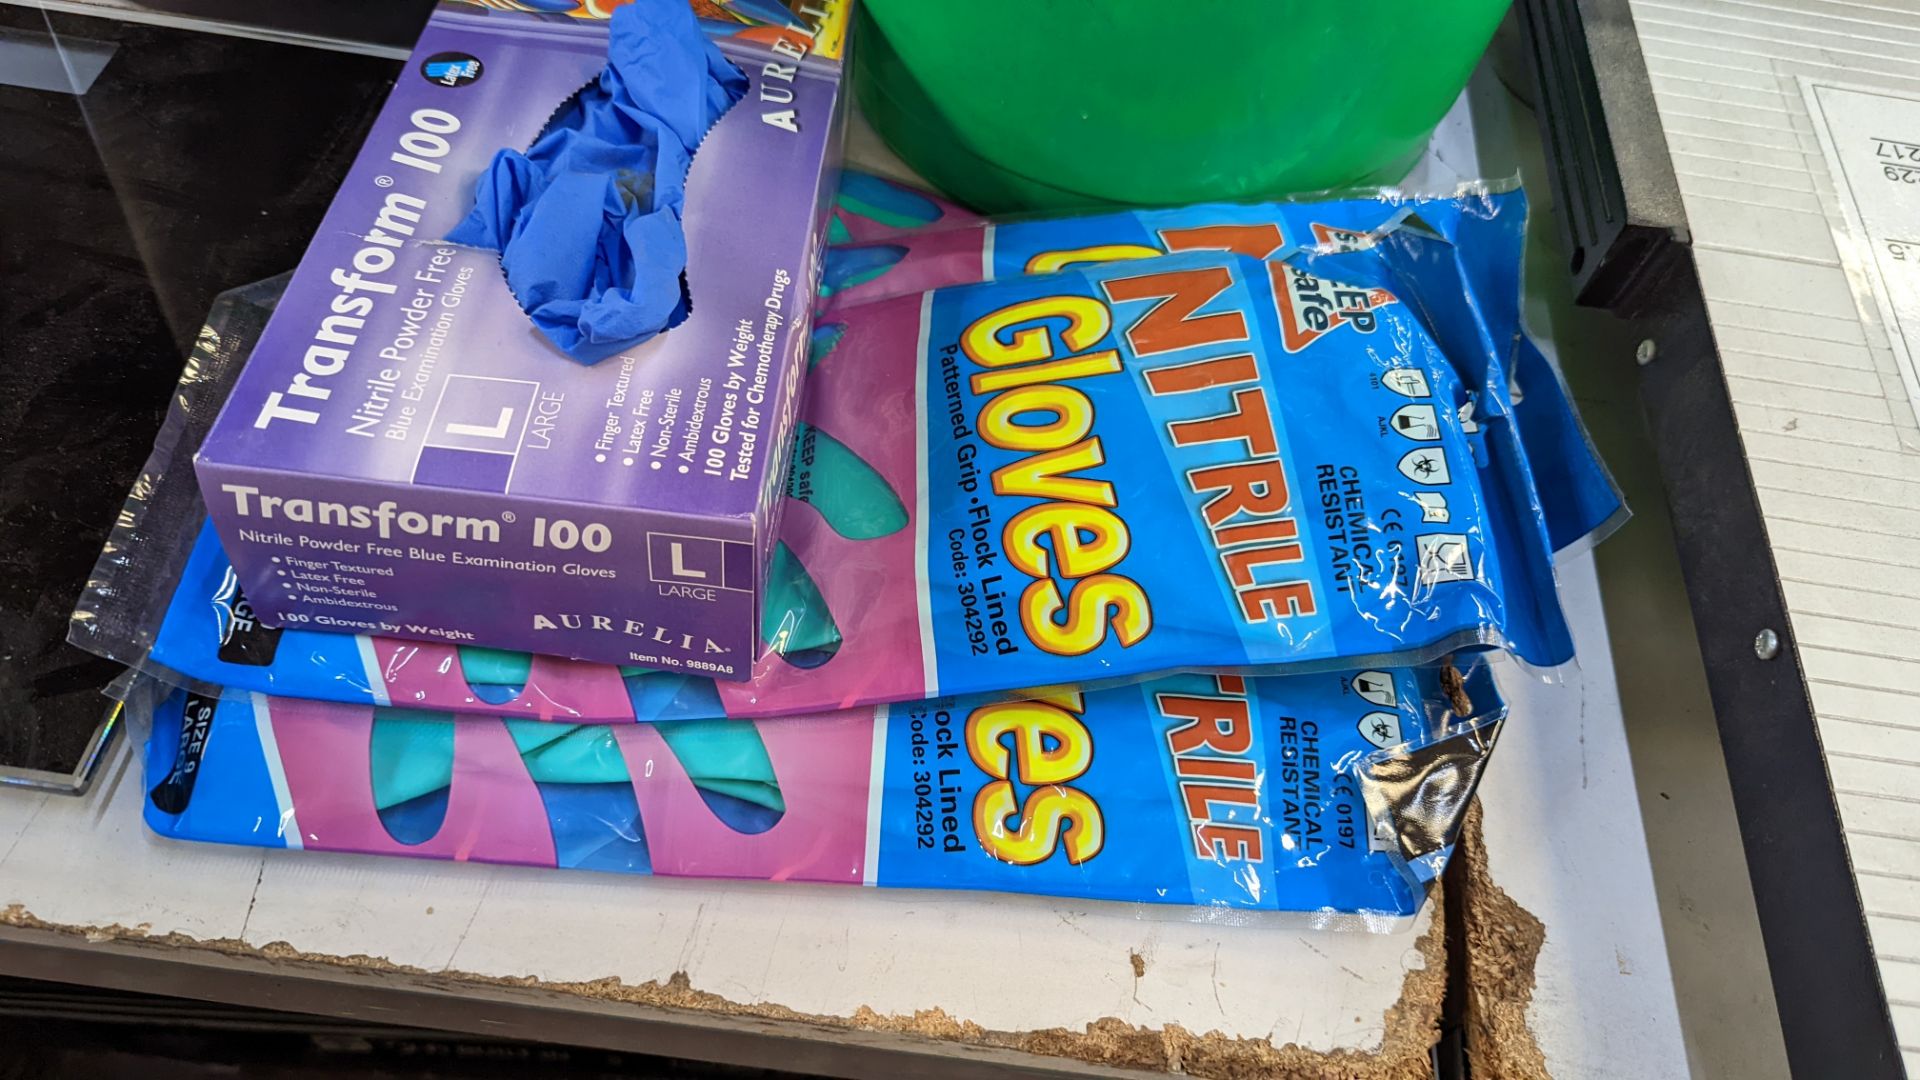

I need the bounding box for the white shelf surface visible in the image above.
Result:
[0,60,1693,1077]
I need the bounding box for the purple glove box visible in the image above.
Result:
[195,3,848,678]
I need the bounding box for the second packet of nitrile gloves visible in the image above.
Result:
[140,660,1502,920]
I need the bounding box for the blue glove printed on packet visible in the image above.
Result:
[447,0,747,363]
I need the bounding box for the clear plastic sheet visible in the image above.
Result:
[69,274,287,694]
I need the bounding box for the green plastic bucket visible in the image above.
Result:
[853,2,1512,213]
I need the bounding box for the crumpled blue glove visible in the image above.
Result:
[447,0,747,364]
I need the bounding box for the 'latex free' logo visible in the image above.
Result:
[421,52,483,88]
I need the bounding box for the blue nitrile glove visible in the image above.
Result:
[447,0,747,363]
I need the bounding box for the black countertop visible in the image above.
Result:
[0,6,428,773]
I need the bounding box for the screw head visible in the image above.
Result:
[1754,628,1781,660]
[1636,339,1658,366]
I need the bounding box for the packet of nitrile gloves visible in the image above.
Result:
[134,229,1608,720]
[756,245,1578,707]
[87,180,1618,722]
[140,661,1500,920]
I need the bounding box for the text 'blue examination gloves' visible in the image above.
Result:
[448,0,748,363]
